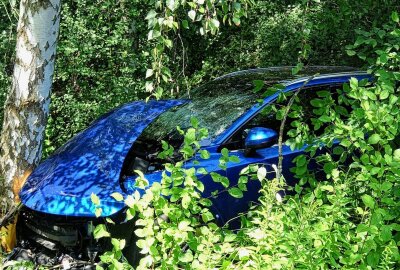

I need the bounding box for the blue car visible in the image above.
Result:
[17,67,372,264]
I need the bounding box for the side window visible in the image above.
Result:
[221,84,343,151]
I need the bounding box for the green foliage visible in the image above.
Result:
[143,0,253,98]
[218,15,400,269]
[93,12,400,270]
[191,0,398,80]
[0,1,17,127]
[1,0,398,156]
[0,2,400,268]
[94,121,245,269]
[44,0,152,156]
[346,10,400,72]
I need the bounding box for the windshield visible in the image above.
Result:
[139,74,268,143]
[138,67,351,144]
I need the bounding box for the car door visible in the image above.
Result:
[194,83,344,227]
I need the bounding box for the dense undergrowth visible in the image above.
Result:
[89,13,400,270]
[1,0,400,269]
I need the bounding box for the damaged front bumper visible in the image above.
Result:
[5,208,102,269]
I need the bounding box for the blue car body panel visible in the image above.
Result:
[20,100,186,217]
[20,69,373,220]
[124,143,306,224]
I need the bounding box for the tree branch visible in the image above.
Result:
[276,74,316,181]
[0,202,21,228]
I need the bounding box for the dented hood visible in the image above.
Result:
[20,99,186,217]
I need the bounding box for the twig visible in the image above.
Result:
[0,0,12,23]
[0,202,22,228]
[276,75,316,181]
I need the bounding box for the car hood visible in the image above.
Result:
[20,99,186,217]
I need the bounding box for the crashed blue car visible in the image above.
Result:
[17,67,372,264]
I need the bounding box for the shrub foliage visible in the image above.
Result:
[1,1,400,269]
[93,13,400,269]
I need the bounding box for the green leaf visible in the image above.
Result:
[182,194,191,209]
[166,0,176,11]
[200,149,210,159]
[185,128,196,144]
[333,146,344,155]
[350,77,358,89]
[232,16,241,26]
[179,250,193,263]
[292,62,304,75]
[221,148,229,158]
[91,193,100,206]
[178,220,191,231]
[310,99,323,107]
[182,20,189,29]
[126,208,135,221]
[145,10,157,20]
[319,115,331,123]
[367,251,380,267]
[201,211,214,222]
[394,149,400,161]
[229,155,240,163]
[296,155,307,166]
[379,53,388,64]
[368,134,381,144]
[316,90,330,98]
[347,50,357,56]
[211,18,220,28]
[220,176,230,188]
[197,167,208,174]
[93,224,110,239]
[111,238,125,251]
[228,187,243,198]
[362,194,375,209]
[320,185,334,193]
[233,2,241,11]
[380,225,392,242]
[380,89,389,99]
[252,80,264,92]
[111,192,124,202]
[238,183,247,191]
[257,167,267,181]
[366,91,377,100]
[164,38,173,48]
[190,117,199,128]
[188,10,196,21]
[224,234,236,242]
[392,11,399,23]
[95,207,102,218]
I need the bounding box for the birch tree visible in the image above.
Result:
[0,0,60,214]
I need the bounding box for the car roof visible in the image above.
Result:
[214,66,362,83]
[185,66,365,99]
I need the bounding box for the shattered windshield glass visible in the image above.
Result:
[143,92,257,143]
[139,71,275,143]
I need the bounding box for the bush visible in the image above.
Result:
[1,0,399,155]
[94,12,400,269]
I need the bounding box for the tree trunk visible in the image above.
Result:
[0,0,61,251]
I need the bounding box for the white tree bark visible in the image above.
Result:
[0,0,61,201]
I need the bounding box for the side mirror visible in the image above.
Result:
[244,127,278,154]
